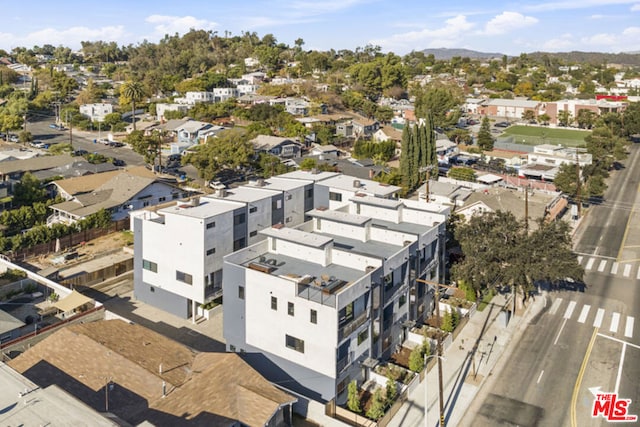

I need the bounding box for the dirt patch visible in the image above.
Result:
[389,347,413,370]
[27,231,133,271]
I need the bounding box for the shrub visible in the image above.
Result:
[347,380,361,413]
[366,389,386,420]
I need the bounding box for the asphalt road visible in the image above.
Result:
[472,143,640,427]
[26,113,146,167]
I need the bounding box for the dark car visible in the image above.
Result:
[494,121,511,128]
[109,141,124,148]
[49,123,65,130]
[73,149,89,156]
[112,158,126,167]
[167,154,182,162]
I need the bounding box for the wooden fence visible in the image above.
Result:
[7,218,130,261]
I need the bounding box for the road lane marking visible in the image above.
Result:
[537,370,544,384]
[625,316,635,338]
[610,262,619,274]
[585,258,595,270]
[577,255,583,264]
[593,309,605,328]
[563,301,577,319]
[615,343,627,394]
[577,305,591,323]
[610,312,621,333]
[554,318,568,345]
[598,260,607,272]
[637,267,640,280]
[623,264,631,277]
[597,333,640,349]
[549,298,563,315]
[571,328,599,427]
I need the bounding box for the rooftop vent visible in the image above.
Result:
[353,179,361,188]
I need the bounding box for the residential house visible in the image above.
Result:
[483,98,540,121]
[464,98,488,115]
[174,91,215,105]
[212,87,238,102]
[8,320,297,426]
[310,144,340,157]
[79,103,113,122]
[352,118,380,137]
[0,362,118,426]
[0,155,75,191]
[336,122,353,137]
[527,144,592,168]
[251,135,302,159]
[131,177,318,319]
[0,310,25,343]
[417,180,471,205]
[155,103,189,121]
[236,83,260,96]
[373,126,402,144]
[176,120,213,145]
[279,170,400,210]
[34,160,118,182]
[48,167,186,224]
[223,196,449,403]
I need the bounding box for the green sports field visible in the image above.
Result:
[500,125,590,147]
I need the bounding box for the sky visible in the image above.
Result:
[1,0,640,56]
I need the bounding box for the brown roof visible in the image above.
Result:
[8,320,295,426]
[54,166,156,196]
[0,154,75,175]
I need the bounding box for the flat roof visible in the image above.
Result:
[0,309,25,335]
[318,232,402,259]
[222,185,279,203]
[260,176,312,191]
[307,209,371,226]
[0,363,117,426]
[279,170,341,182]
[320,174,400,197]
[371,218,429,236]
[260,226,334,248]
[58,251,132,278]
[349,194,404,209]
[159,197,244,219]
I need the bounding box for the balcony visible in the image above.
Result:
[338,310,368,341]
[336,351,354,375]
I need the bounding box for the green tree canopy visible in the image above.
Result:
[477,116,494,151]
[183,129,254,181]
[13,172,46,207]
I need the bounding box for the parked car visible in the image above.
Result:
[112,158,126,167]
[8,134,19,142]
[73,149,89,156]
[49,123,65,130]
[494,121,511,128]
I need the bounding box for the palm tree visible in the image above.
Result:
[120,80,145,131]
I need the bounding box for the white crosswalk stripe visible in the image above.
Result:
[610,312,621,333]
[578,255,583,264]
[577,305,591,323]
[564,301,577,319]
[611,262,619,275]
[598,259,607,272]
[549,300,634,338]
[623,264,631,277]
[585,258,595,270]
[549,298,563,315]
[594,309,605,328]
[625,317,635,338]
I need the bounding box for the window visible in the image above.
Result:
[310,309,317,324]
[329,192,342,202]
[230,344,236,352]
[399,294,407,307]
[159,197,166,202]
[306,188,313,198]
[249,206,258,213]
[233,237,246,251]
[288,302,295,316]
[238,286,245,300]
[234,213,246,225]
[150,286,155,293]
[250,230,258,237]
[286,194,292,200]
[358,329,369,345]
[172,192,179,200]
[206,248,215,256]
[285,334,305,353]
[142,259,158,273]
[271,296,278,310]
[276,199,282,209]
[176,270,193,285]
[206,221,216,229]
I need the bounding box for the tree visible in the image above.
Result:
[522,110,536,122]
[622,101,640,137]
[183,129,254,181]
[120,80,145,131]
[386,375,397,403]
[409,345,424,372]
[477,116,494,151]
[538,113,551,125]
[12,173,46,207]
[414,84,462,126]
[347,380,361,413]
[448,166,475,182]
[102,112,123,131]
[366,388,386,420]
[557,110,573,127]
[576,109,596,129]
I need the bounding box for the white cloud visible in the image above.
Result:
[541,34,576,50]
[370,15,475,53]
[145,15,218,37]
[631,3,640,10]
[482,12,538,35]
[1,26,128,50]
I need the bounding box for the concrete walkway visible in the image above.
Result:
[387,292,546,427]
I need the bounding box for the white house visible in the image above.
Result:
[250,135,302,159]
[223,195,449,403]
[79,103,113,122]
[156,103,189,121]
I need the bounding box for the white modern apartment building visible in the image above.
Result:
[223,196,449,403]
[132,176,319,319]
[79,103,113,122]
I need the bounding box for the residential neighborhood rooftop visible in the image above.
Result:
[159,196,245,219]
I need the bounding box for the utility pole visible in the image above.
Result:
[524,184,529,232]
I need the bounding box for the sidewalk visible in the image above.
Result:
[387,292,546,427]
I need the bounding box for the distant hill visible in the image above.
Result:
[527,51,640,66]
[420,48,504,60]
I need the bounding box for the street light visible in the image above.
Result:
[424,354,446,427]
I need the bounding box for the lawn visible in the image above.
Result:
[500,125,590,147]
